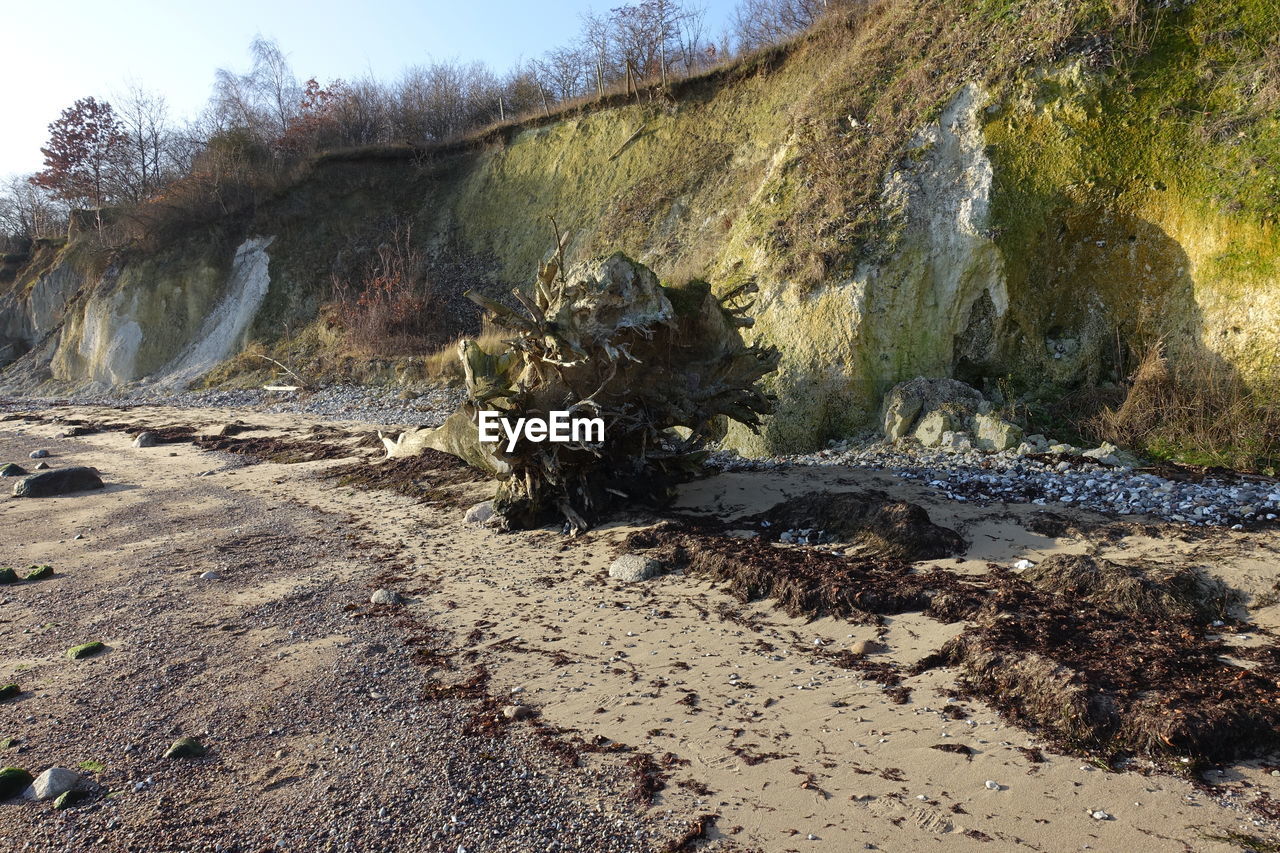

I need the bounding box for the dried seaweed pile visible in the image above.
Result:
[625,519,1280,765]
[193,435,352,463]
[324,449,486,506]
[747,489,965,559]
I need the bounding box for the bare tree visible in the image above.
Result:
[114,83,172,202]
[733,0,838,50]
[0,176,67,239]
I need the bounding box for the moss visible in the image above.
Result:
[24,565,52,581]
[164,737,207,759]
[66,641,105,660]
[0,767,32,799]
[52,789,89,810]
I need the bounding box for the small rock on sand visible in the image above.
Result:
[464,501,495,525]
[199,571,223,580]
[132,432,158,448]
[370,589,402,606]
[0,767,34,800]
[164,737,207,759]
[850,639,884,655]
[28,449,49,459]
[13,467,104,498]
[26,767,79,801]
[34,461,50,470]
[502,704,534,721]
[608,554,660,582]
[0,463,27,477]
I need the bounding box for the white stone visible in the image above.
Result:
[463,501,495,525]
[26,767,79,801]
[608,554,660,583]
[370,589,402,606]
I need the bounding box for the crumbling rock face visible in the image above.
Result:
[384,251,779,530]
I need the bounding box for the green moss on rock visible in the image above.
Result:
[0,684,19,702]
[164,737,207,759]
[0,767,32,799]
[24,565,52,581]
[66,641,105,660]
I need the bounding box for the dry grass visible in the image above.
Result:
[1086,344,1280,473]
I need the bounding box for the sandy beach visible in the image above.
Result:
[2,403,1279,852]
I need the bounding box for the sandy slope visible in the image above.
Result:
[2,404,1279,852]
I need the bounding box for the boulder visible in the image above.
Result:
[132,432,158,448]
[13,467,104,497]
[912,410,957,447]
[940,431,974,452]
[0,767,33,800]
[973,413,1024,452]
[881,378,986,440]
[28,449,48,459]
[0,463,27,477]
[25,767,79,801]
[608,554,661,582]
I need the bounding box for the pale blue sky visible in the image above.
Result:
[2,0,739,177]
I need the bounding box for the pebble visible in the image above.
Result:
[709,438,1280,528]
[200,571,224,580]
[985,780,1001,790]
[1090,810,1111,820]
[370,589,402,606]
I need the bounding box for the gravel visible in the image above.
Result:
[1,385,467,428]
[710,437,1280,528]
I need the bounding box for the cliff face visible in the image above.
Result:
[2,0,1276,454]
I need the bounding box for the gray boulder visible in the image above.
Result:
[370,589,402,606]
[463,501,495,526]
[25,767,79,801]
[13,467,104,497]
[881,377,986,440]
[608,554,660,582]
[132,432,158,448]
[28,449,49,459]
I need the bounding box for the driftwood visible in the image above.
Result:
[384,250,779,531]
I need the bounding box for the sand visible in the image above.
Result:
[1,403,1278,852]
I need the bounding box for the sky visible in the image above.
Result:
[0,0,740,178]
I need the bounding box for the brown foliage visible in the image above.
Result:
[329,226,452,356]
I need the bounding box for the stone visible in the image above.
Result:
[608,554,660,582]
[501,704,534,721]
[28,449,49,459]
[199,571,223,580]
[164,737,207,759]
[0,463,27,477]
[132,432,158,448]
[912,410,956,447]
[66,641,105,660]
[13,466,104,498]
[973,413,1024,452]
[0,767,33,800]
[25,565,52,581]
[1081,442,1143,468]
[0,568,17,584]
[26,767,79,801]
[881,377,985,440]
[0,684,19,701]
[34,462,50,470]
[52,789,88,810]
[984,780,1001,790]
[1024,434,1050,452]
[940,431,973,452]
[850,639,884,655]
[463,501,495,526]
[370,589,402,606]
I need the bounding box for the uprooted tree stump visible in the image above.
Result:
[383,250,779,530]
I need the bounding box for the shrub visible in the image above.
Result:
[329,226,451,356]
